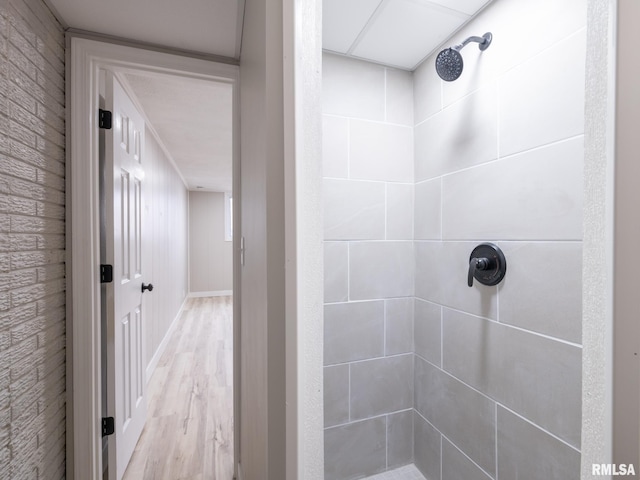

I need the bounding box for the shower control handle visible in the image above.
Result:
[468,257,490,287]
[467,243,507,288]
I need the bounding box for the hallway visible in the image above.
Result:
[122,296,234,480]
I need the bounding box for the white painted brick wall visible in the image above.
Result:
[0,0,65,478]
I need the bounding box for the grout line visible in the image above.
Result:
[385,414,389,469]
[440,433,443,480]
[326,407,415,430]
[347,119,351,179]
[414,301,582,348]
[440,306,444,367]
[384,183,388,240]
[496,80,501,161]
[496,281,500,323]
[322,112,413,129]
[383,299,387,356]
[348,363,351,422]
[384,68,388,122]
[439,177,443,241]
[498,403,581,453]
[346,243,350,302]
[442,431,495,480]
[325,351,414,368]
[415,132,585,181]
[323,177,414,185]
[495,402,499,480]
[412,238,584,244]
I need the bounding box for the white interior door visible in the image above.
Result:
[104,72,148,480]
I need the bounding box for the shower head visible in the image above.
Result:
[435,32,493,82]
[435,48,464,82]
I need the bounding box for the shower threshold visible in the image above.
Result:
[363,464,426,480]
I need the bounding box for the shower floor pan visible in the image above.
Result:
[363,464,426,480]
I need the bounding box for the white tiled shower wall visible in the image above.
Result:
[323,0,586,478]
[323,53,415,480]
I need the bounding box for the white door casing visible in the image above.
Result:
[104,72,148,480]
[67,36,240,480]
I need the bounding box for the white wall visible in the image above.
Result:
[188,191,232,294]
[239,0,287,477]
[146,130,188,370]
[581,0,615,475]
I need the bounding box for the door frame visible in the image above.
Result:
[65,35,240,479]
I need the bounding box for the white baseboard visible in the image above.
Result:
[188,290,233,298]
[145,296,187,384]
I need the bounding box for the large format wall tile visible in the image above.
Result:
[414,412,441,480]
[414,299,441,366]
[415,241,498,319]
[442,438,493,480]
[324,179,385,240]
[350,354,413,420]
[324,301,384,365]
[385,298,414,355]
[413,58,442,125]
[442,136,584,241]
[324,364,350,427]
[499,30,586,157]
[386,68,414,126]
[440,0,587,107]
[322,115,349,178]
[350,119,413,182]
[415,86,498,181]
[414,357,496,476]
[414,178,441,240]
[350,241,414,300]
[388,410,414,468]
[325,417,387,480]
[386,183,414,240]
[498,242,582,343]
[442,308,582,448]
[324,242,348,303]
[497,406,580,480]
[323,53,386,121]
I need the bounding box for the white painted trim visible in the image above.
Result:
[188,290,233,298]
[66,35,239,479]
[145,297,187,384]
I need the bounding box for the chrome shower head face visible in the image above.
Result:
[435,48,463,82]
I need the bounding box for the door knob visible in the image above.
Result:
[141,283,154,293]
[468,243,506,287]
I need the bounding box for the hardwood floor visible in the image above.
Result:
[122,296,234,480]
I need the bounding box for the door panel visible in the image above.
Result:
[104,71,148,480]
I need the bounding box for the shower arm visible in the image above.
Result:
[453,32,493,52]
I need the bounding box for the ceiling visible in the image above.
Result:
[46,0,491,192]
[323,0,493,70]
[47,0,244,59]
[123,73,233,192]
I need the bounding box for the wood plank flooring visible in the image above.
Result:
[122,296,234,480]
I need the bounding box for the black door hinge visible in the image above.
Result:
[102,417,115,437]
[99,109,112,129]
[100,264,113,283]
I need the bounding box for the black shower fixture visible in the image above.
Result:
[468,243,506,288]
[435,32,493,82]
